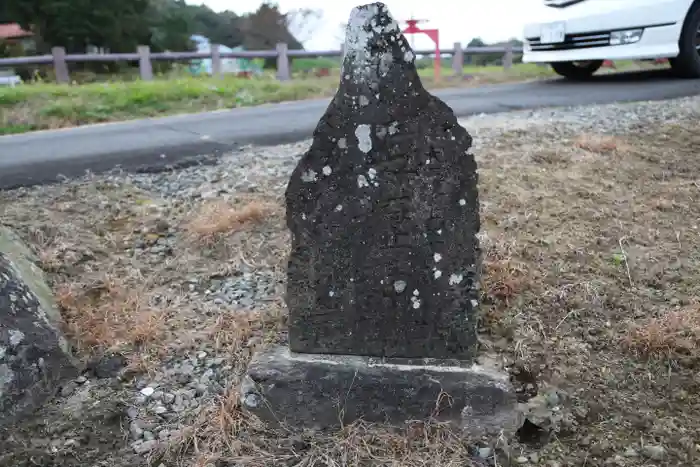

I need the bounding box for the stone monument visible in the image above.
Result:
[241,2,519,438]
[0,226,79,427]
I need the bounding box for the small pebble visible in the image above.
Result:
[129,422,144,439]
[132,439,158,455]
[516,456,528,464]
[64,438,79,447]
[60,383,77,397]
[140,387,155,397]
[641,445,666,460]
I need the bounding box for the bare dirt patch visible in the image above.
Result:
[1,107,699,466]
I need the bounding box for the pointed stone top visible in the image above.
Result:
[341,2,417,87]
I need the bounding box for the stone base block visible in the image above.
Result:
[240,346,522,439]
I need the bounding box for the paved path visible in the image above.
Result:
[1,69,700,189]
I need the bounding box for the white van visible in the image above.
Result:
[522,0,700,79]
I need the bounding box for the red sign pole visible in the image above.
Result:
[403,19,441,82]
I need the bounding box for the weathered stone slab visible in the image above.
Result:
[241,346,521,438]
[0,226,78,426]
[285,2,480,360]
[241,2,518,439]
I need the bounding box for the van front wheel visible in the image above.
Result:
[550,60,603,80]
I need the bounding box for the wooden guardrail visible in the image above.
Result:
[0,42,522,84]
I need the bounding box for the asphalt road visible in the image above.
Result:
[1,69,700,189]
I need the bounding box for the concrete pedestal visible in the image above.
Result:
[240,346,521,439]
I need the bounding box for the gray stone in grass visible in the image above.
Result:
[0,226,79,427]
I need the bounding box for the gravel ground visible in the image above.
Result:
[1,94,700,467]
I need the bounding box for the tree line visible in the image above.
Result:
[0,0,317,56]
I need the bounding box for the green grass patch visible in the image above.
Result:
[0,75,338,134]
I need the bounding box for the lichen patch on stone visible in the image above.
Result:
[355,124,372,153]
[8,330,24,347]
[0,363,14,391]
[301,169,318,183]
[393,280,407,294]
[411,296,421,309]
[357,175,369,188]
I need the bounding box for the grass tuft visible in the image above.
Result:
[573,133,632,154]
[184,199,275,245]
[55,274,170,355]
[623,305,700,362]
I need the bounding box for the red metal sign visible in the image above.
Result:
[403,19,441,82]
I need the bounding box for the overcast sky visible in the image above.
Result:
[188,0,543,50]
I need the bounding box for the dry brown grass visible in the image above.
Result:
[161,399,484,467]
[184,199,276,245]
[483,258,530,305]
[623,305,700,361]
[203,304,287,356]
[55,274,171,356]
[573,133,633,154]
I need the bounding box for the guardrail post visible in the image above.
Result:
[51,47,70,84]
[503,43,513,70]
[211,44,222,78]
[276,43,290,81]
[452,42,463,79]
[138,45,153,81]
